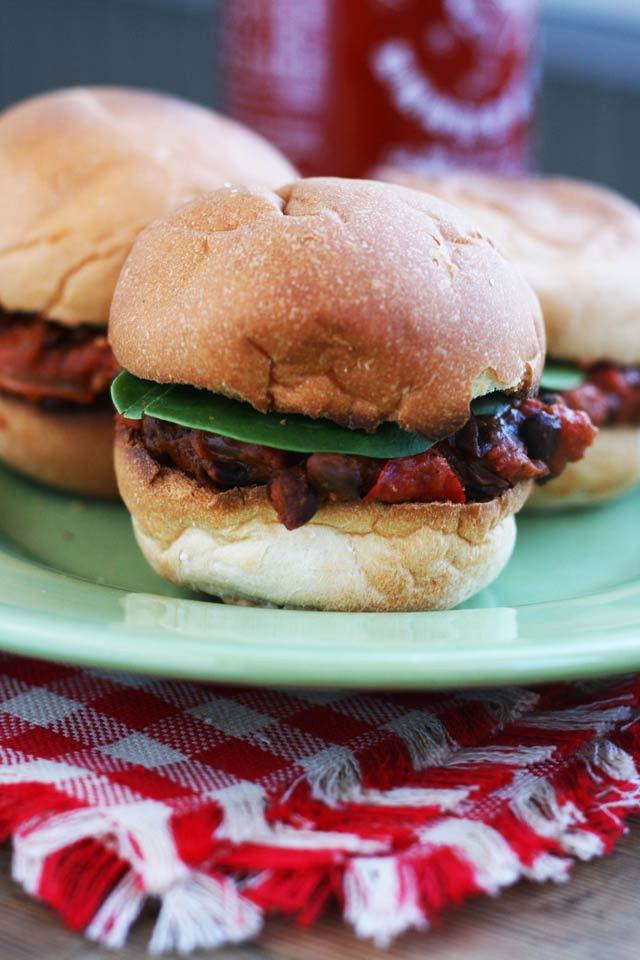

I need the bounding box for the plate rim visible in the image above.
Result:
[2,543,640,689]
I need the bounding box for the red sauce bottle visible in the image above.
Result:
[223,0,539,178]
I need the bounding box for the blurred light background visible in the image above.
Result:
[0,0,638,199]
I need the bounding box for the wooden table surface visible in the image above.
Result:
[1,819,638,959]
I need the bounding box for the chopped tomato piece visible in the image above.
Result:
[365,450,466,504]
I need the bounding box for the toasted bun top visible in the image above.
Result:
[377,169,640,365]
[0,87,297,327]
[109,177,544,438]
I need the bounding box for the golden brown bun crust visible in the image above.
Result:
[110,177,544,438]
[526,426,640,509]
[115,428,531,611]
[0,394,117,496]
[0,87,297,327]
[376,169,640,365]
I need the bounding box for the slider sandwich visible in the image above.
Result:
[378,170,640,507]
[0,86,296,496]
[110,178,595,611]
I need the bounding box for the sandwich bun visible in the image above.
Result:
[115,428,531,611]
[0,86,298,327]
[0,394,117,497]
[0,86,296,497]
[375,169,640,366]
[111,177,544,609]
[527,426,640,509]
[110,177,545,439]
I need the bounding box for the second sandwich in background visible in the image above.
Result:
[0,86,297,497]
[377,170,640,508]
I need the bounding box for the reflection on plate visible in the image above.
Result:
[0,463,639,689]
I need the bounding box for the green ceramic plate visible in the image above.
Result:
[0,462,639,689]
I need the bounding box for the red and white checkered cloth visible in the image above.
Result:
[0,654,639,952]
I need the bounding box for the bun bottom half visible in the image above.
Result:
[115,430,531,612]
[0,393,118,497]
[526,426,640,510]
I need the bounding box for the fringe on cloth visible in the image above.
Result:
[0,659,639,952]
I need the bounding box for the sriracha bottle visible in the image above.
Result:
[223,0,539,178]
